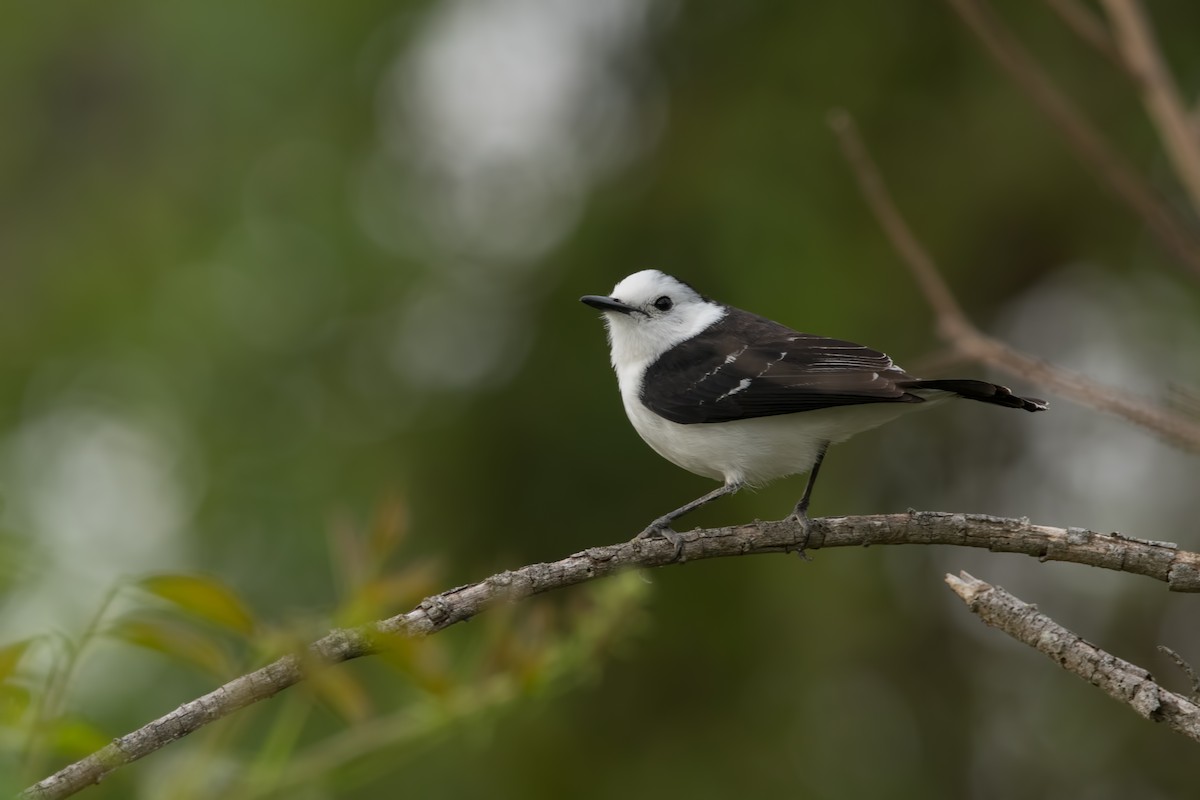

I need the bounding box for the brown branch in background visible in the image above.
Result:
[824,112,971,344]
[944,0,1200,280]
[22,511,1200,799]
[827,109,1200,454]
[1043,0,1125,70]
[1100,0,1200,216]
[946,571,1200,743]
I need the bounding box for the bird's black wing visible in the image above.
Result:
[640,310,924,424]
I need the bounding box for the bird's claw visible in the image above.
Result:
[785,509,814,561]
[634,523,686,561]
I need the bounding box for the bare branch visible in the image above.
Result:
[1044,0,1125,70]
[828,109,1200,454]
[826,110,971,343]
[945,0,1200,279]
[946,571,1200,743]
[1101,0,1200,216]
[22,511,1200,799]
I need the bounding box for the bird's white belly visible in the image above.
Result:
[621,390,933,486]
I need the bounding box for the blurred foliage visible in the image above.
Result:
[1,495,649,795]
[3,0,1200,798]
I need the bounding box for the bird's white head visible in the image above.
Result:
[581,269,726,370]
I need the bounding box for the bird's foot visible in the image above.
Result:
[634,521,686,561]
[785,506,814,561]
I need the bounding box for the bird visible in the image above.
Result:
[580,269,1047,556]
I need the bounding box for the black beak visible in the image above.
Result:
[580,295,639,315]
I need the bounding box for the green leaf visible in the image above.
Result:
[0,639,33,685]
[107,615,235,678]
[0,683,31,725]
[44,718,112,758]
[138,574,256,635]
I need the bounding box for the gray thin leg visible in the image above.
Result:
[792,442,828,519]
[637,482,744,559]
[788,442,829,553]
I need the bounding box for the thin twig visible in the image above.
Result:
[22,585,123,780]
[1101,0,1200,216]
[1044,0,1125,70]
[947,571,1200,742]
[826,111,970,344]
[946,0,1200,279]
[828,108,1200,454]
[22,511,1200,799]
[1157,645,1200,699]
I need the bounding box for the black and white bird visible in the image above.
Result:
[581,269,1046,553]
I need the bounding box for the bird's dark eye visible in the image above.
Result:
[653,295,673,311]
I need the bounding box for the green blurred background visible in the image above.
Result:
[4,1,1200,797]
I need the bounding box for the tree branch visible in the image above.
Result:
[1044,0,1126,72]
[827,108,1200,454]
[22,511,1200,799]
[946,571,1200,742]
[945,0,1200,279]
[1100,0,1200,216]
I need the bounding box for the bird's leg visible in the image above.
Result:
[637,481,744,560]
[787,442,829,554]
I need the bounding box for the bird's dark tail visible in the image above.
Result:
[903,379,1048,412]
